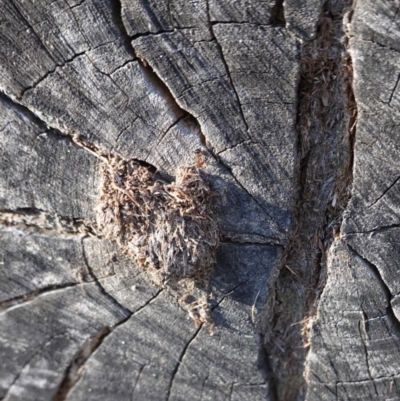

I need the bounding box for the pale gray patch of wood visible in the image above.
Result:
[0,95,99,220]
[0,230,90,303]
[166,244,279,401]
[306,242,400,400]
[212,23,298,230]
[0,0,327,399]
[0,1,56,95]
[305,0,400,399]
[284,0,323,40]
[120,0,211,39]
[343,39,400,234]
[350,0,400,53]
[64,243,279,401]
[208,0,275,24]
[82,237,161,311]
[132,28,250,153]
[0,283,129,401]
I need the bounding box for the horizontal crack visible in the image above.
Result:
[0,208,99,237]
[0,283,85,315]
[348,35,400,55]
[344,223,400,236]
[211,21,272,27]
[220,236,284,246]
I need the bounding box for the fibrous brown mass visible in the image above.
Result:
[98,155,219,287]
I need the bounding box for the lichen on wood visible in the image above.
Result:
[97,154,219,288]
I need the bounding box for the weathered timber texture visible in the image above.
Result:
[1,0,400,400]
[305,0,400,400]
[0,0,299,400]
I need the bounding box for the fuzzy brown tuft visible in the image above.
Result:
[98,155,219,287]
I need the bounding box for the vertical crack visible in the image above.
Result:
[205,0,250,135]
[388,73,400,106]
[81,237,132,316]
[52,289,164,401]
[259,0,358,399]
[270,0,286,27]
[52,327,112,401]
[165,325,203,401]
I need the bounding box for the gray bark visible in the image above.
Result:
[0,0,399,400]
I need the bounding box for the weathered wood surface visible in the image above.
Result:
[0,0,399,400]
[305,1,400,400]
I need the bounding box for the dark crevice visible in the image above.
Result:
[107,57,136,76]
[269,0,286,27]
[146,115,188,159]
[109,0,136,57]
[52,327,111,401]
[256,333,278,401]
[130,55,203,147]
[175,73,230,100]
[110,0,194,40]
[260,0,358,399]
[114,121,135,145]
[130,27,203,41]
[214,280,249,308]
[217,139,256,155]
[0,91,48,129]
[131,364,146,396]
[111,0,206,152]
[334,372,400,385]
[3,86,157,173]
[228,382,235,400]
[348,244,400,335]
[199,371,209,401]
[131,289,164,317]
[67,0,86,10]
